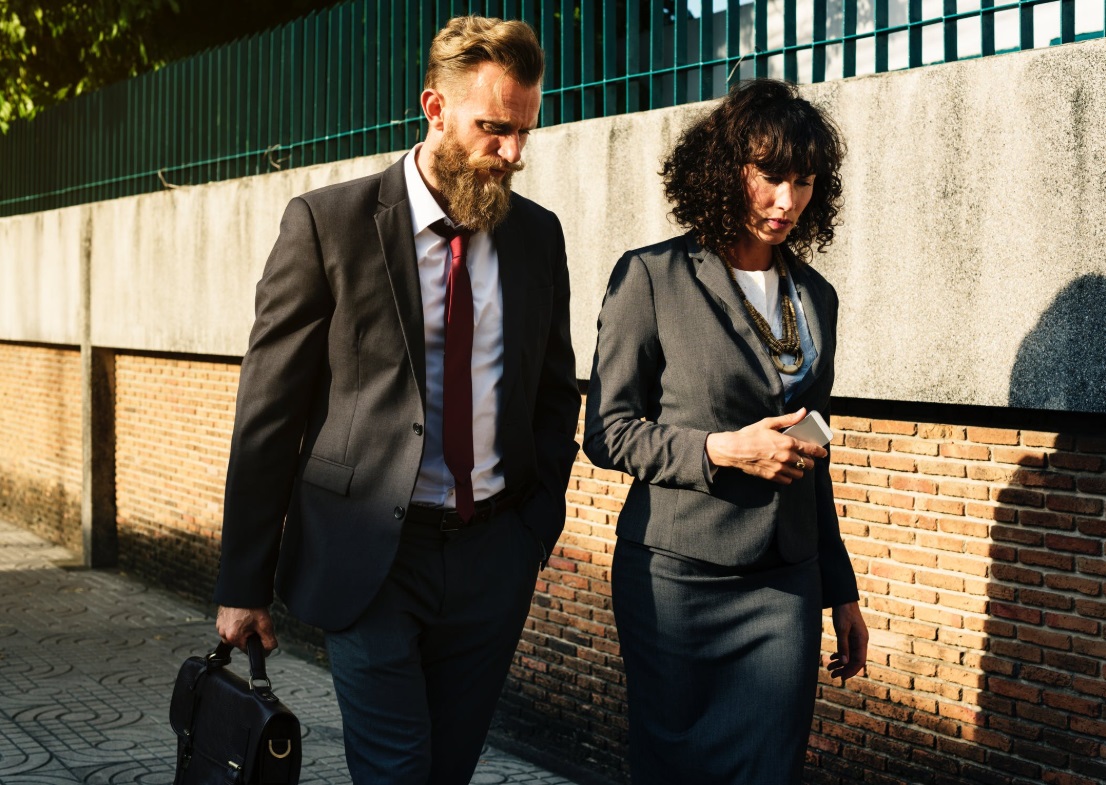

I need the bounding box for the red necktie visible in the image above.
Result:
[434,221,475,522]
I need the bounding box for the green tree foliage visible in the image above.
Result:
[0,0,336,132]
[1,0,170,130]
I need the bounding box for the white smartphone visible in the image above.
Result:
[783,410,833,446]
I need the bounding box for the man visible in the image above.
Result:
[213,16,579,785]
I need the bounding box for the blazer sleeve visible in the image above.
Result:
[583,252,713,491]
[214,197,335,608]
[810,286,858,607]
[816,439,859,608]
[520,214,582,557]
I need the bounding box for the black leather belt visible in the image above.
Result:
[406,490,522,532]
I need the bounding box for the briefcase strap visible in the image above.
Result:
[206,635,274,696]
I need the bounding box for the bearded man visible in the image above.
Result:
[212,16,579,785]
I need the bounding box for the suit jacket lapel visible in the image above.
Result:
[690,238,785,401]
[787,252,829,401]
[375,157,427,403]
[493,202,526,403]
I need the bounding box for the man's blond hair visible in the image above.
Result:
[425,16,544,95]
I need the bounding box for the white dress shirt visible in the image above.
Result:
[404,145,507,507]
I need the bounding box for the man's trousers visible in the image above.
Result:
[325,506,542,785]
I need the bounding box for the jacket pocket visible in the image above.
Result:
[301,455,354,496]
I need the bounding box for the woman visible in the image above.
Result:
[584,79,868,785]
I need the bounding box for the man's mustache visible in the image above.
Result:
[469,155,525,174]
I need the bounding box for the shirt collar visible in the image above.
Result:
[404,143,450,236]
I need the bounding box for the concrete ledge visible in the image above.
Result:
[86,152,404,356]
[804,40,1106,412]
[0,207,84,344]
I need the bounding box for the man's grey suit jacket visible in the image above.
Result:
[584,234,857,607]
[214,157,581,631]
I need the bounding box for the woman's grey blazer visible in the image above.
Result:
[584,233,858,607]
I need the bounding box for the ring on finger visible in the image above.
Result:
[795,457,806,471]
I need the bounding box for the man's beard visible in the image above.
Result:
[431,128,523,233]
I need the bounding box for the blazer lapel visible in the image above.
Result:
[787,254,830,400]
[493,203,526,404]
[375,157,427,403]
[690,238,785,401]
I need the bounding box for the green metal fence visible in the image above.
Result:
[1,0,1103,217]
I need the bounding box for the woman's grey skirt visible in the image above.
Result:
[612,539,823,785]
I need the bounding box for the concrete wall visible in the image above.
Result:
[83,156,398,355]
[2,39,1105,410]
[0,208,84,344]
[802,43,1106,414]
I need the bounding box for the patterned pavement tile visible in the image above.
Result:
[0,520,578,785]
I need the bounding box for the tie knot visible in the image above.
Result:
[430,219,471,241]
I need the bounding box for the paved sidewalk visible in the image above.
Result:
[0,519,577,784]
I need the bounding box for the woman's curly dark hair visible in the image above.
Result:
[661,79,845,261]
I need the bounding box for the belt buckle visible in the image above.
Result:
[439,511,464,533]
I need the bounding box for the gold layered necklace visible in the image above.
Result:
[723,246,804,374]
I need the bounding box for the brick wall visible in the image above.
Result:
[0,342,82,551]
[809,418,1106,785]
[110,354,333,648]
[4,348,1106,785]
[114,354,238,597]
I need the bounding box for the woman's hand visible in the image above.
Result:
[705,408,827,484]
[828,601,868,684]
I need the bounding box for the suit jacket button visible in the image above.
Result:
[394,506,405,519]
[412,423,423,436]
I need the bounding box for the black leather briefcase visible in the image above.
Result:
[170,636,301,785]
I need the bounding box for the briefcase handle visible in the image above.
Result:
[206,635,276,697]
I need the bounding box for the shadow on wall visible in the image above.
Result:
[1008,274,1106,413]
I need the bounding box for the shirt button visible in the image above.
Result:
[394,506,405,519]
[412,423,423,436]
